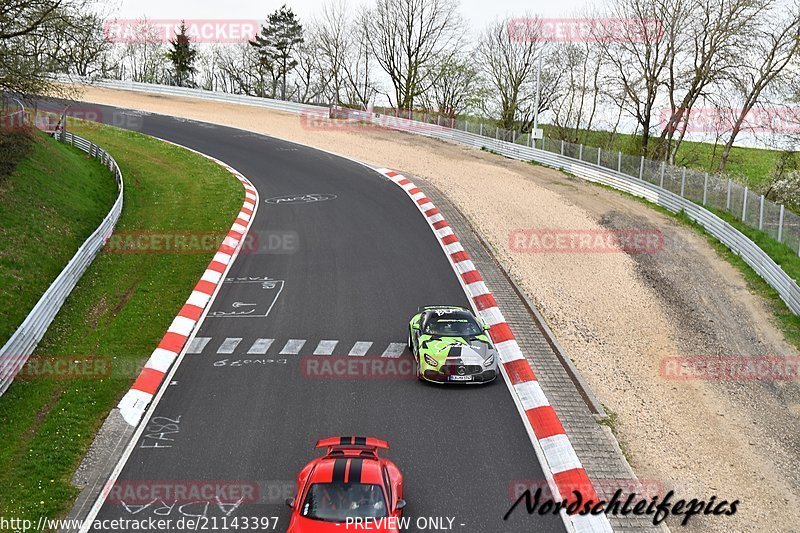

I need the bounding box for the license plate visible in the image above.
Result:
[449,375,473,381]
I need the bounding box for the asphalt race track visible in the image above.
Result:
[59,101,566,532]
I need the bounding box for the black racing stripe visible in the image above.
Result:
[340,436,352,445]
[354,437,367,446]
[332,458,348,483]
[348,458,364,484]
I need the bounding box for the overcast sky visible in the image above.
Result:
[109,0,592,31]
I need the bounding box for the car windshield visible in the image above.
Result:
[301,482,388,522]
[425,313,482,336]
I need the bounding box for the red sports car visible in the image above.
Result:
[286,437,406,532]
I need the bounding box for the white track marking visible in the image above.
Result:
[280,339,306,355]
[217,337,242,354]
[77,146,259,533]
[381,343,406,358]
[186,337,211,354]
[348,341,373,356]
[313,340,338,355]
[247,338,274,354]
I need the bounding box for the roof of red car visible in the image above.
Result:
[309,454,384,486]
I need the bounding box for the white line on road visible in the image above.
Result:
[217,337,242,354]
[314,340,338,355]
[187,337,211,354]
[348,341,373,356]
[382,343,406,358]
[280,339,306,354]
[247,338,274,354]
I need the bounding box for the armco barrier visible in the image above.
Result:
[0,130,123,396]
[56,76,800,314]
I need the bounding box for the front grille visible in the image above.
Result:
[440,364,483,375]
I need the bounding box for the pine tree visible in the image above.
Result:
[167,21,197,87]
[249,5,304,100]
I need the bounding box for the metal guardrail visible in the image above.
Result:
[56,77,800,314]
[0,130,124,396]
[54,75,324,115]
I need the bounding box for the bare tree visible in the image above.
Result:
[340,10,378,108]
[549,41,605,143]
[0,0,96,95]
[420,52,483,117]
[599,0,686,154]
[212,43,272,97]
[657,0,767,162]
[716,0,800,172]
[291,40,325,103]
[309,0,349,104]
[477,16,541,131]
[364,0,463,109]
[118,18,168,83]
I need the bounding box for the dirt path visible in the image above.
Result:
[73,87,799,531]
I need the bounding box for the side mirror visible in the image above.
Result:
[412,322,420,330]
[395,499,407,511]
[483,322,490,330]
[285,498,295,508]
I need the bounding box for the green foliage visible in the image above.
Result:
[249,4,304,100]
[0,128,34,179]
[0,130,117,345]
[166,21,198,87]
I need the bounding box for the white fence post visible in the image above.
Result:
[702,173,708,205]
[639,156,644,179]
[597,147,602,165]
[778,204,785,242]
[479,123,483,136]
[742,186,748,221]
[726,179,732,210]
[617,151,622,172]
[759,195,764,230]
[495,127,498,139]
[680,167,686,197]
[659,162,665,188]
[579,144,583,161]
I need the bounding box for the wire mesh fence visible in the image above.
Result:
[454,123,800,255]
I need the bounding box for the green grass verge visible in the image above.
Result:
[671,208,800,350]
[0,130,117,345]
[0,122,243,526]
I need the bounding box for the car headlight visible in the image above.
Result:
[424,354,439,367]
[483,354,495,367]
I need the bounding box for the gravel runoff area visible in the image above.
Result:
[72,86,799,531]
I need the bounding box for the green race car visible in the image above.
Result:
[408,305,498,384]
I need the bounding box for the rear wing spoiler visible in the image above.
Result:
[417,305,470,313]
[316,437,389,455]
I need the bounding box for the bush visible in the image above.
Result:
[0,128,35,180]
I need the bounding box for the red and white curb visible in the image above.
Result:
[377,168,613,533]
[117,155,258,427]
